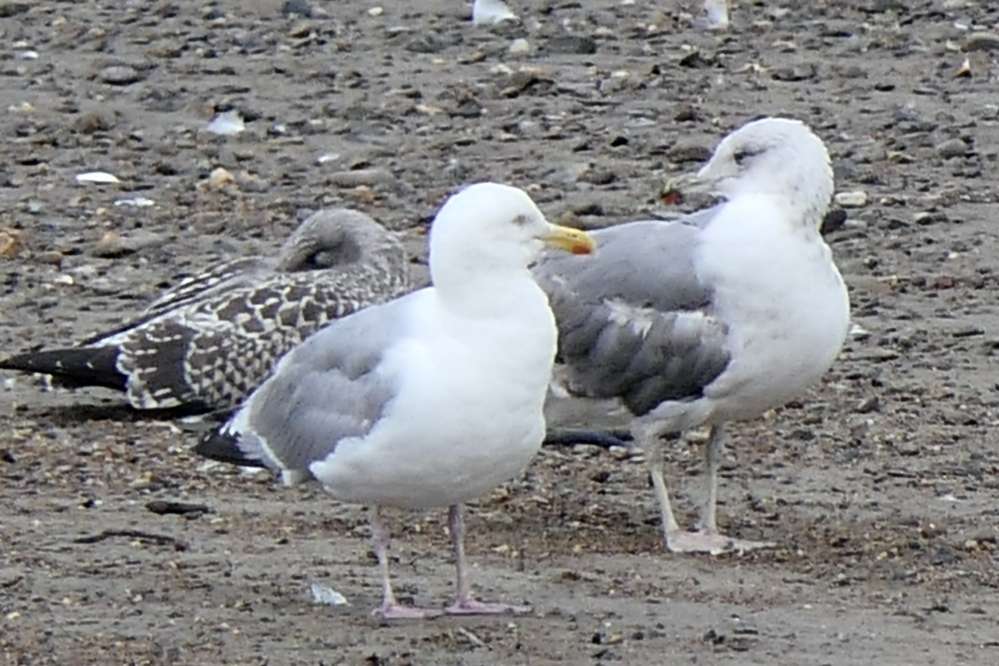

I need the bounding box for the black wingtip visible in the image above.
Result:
[0,346,128,391]
[543,428,635,449]
[194,429,267,468]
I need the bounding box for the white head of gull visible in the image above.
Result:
[536,117,849,555]
[197,182,595,619]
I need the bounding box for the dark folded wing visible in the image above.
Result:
[534,218,731,416]
[116,263,410,410]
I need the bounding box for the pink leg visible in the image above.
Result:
[369,506,441,620]
[444,504,529,616]
[665,425,774,555]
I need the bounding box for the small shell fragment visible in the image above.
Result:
[309,583,349,606]
[75,171,121,184]
[703,0,729,30]
[509,38,531,56]
[472,0,517,26]
[205,110,245,136]
[113,197,155,207]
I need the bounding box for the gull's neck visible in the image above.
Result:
[726,176,831,233]
[433,263,543,320]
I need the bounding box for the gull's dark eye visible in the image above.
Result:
[512,214,530,227]
[306,249,338,269]
[733,147,762,166]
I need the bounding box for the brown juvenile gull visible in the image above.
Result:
[196,183,595,620]
[535,118,850,554]
[0,209,409,412]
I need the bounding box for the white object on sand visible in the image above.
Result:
[310,583,350,606]
[703,0,729,30]
[472,0,518,26]
[205,110,245,136]
[75,171,120,184]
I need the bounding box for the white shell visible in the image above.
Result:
[703,0,729,30]
[205,110,245,136]
[113,197,155,207]
[75,171,121,184]
[472,0,517,26]
[309,583,349,606]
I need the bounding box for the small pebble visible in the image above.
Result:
[74,110,116,134]
[100,65,142,86]
[0,3,29,17]
[282,0,312,17]
[288,22,313,38]
[609,446,635,460]
[855,396,880,414]
[667,143,712,163]
[326,168,392,187]
[36,251,64,267]
[935,138,969,159]
[820,208,847,234]
[92,232,127,258]
[509,38,531,56]
[235,171,269,193]
[199,167,236,190]
[0,228,25,259]
[547,35,597,55]
[963,32,999,52]
[834,191,868,208]
[91,231,163,258]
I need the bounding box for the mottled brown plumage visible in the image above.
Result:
[0,209,410,412]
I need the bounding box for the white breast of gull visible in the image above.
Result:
[196,182,595,619]
[535,117,850,555]
[0,209,410,412]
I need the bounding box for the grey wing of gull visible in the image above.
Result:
[233,294,414,474]
[116,260,411,410]
[534,217,731,416]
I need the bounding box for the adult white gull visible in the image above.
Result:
[536,118,850,554]
[196,183,595,618]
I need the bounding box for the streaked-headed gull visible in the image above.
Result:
[537,118,850,554]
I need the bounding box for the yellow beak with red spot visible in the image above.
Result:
[541,224,596,256]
